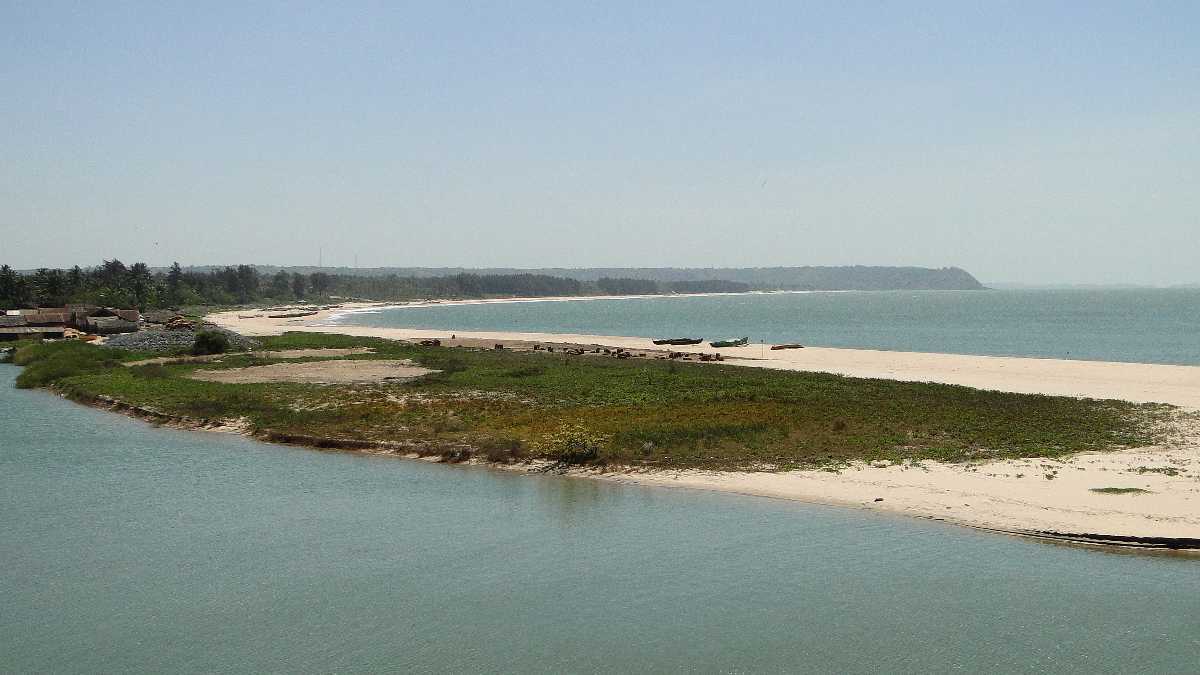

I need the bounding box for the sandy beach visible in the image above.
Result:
[207,300,1200,546]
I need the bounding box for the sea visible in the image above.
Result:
[328,289,1200,365]
[3,364,1200,672]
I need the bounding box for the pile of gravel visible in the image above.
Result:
[105,325,259,352]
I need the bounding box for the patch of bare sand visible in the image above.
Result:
[188,359,434,384]
[126,347,375,367]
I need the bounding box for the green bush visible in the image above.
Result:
[192,331,230,356]
[13,341,123,389]
[539,424,609,464]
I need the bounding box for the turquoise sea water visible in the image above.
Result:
[330,289,1200,365]
[3,364,1200,672]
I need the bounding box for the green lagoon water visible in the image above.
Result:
[3,364,1200,672]
[331,289,1200,365]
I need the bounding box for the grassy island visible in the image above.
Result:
[12,333,1171,471]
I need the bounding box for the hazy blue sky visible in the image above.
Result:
[3,2,1197,284]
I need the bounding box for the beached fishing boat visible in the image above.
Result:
[709,337,749,348]
[652,337,703,346]
[770,343,804,350]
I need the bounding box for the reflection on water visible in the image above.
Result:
[534,473,609,525]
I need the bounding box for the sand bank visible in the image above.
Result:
[592,439,1200,542]
[205,302,1200,546]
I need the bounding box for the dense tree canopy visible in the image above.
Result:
[0,261,738,310]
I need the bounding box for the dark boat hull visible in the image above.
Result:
[652,338,703,346]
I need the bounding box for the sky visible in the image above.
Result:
[2,2,1198,285]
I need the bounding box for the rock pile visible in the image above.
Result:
[105,325,258,352]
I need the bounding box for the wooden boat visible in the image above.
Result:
[652,337,703,346]
[770,343,804,350]
[267,310,319,319]
[709,337,749,348]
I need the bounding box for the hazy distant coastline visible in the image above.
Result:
[168,265,988,292]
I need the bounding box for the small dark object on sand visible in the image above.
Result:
[418,339,442,347]
[771,343,805,350]
[652,337,703,346]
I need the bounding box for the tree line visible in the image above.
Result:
[0,261,750,310]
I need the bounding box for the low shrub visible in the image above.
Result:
[192,331,230,356]
[539,424,609,464]
[478,437,525,463]
[1090,487,1152,495]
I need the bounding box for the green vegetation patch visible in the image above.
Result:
[12,333,1175,471]
[1090,487,1153,495]
[1133,465,1180,476]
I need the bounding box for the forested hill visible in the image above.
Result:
[2,262,983,310]
[249,266,986,291]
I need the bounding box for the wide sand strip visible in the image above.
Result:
[595,442,1200,540]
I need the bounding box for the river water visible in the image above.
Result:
[3,365,1199,671]
[330,289,1200,365]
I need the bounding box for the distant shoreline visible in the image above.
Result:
[322,288,836,321]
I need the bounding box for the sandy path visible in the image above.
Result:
[189,359,433,384]
[126,347,375,367]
